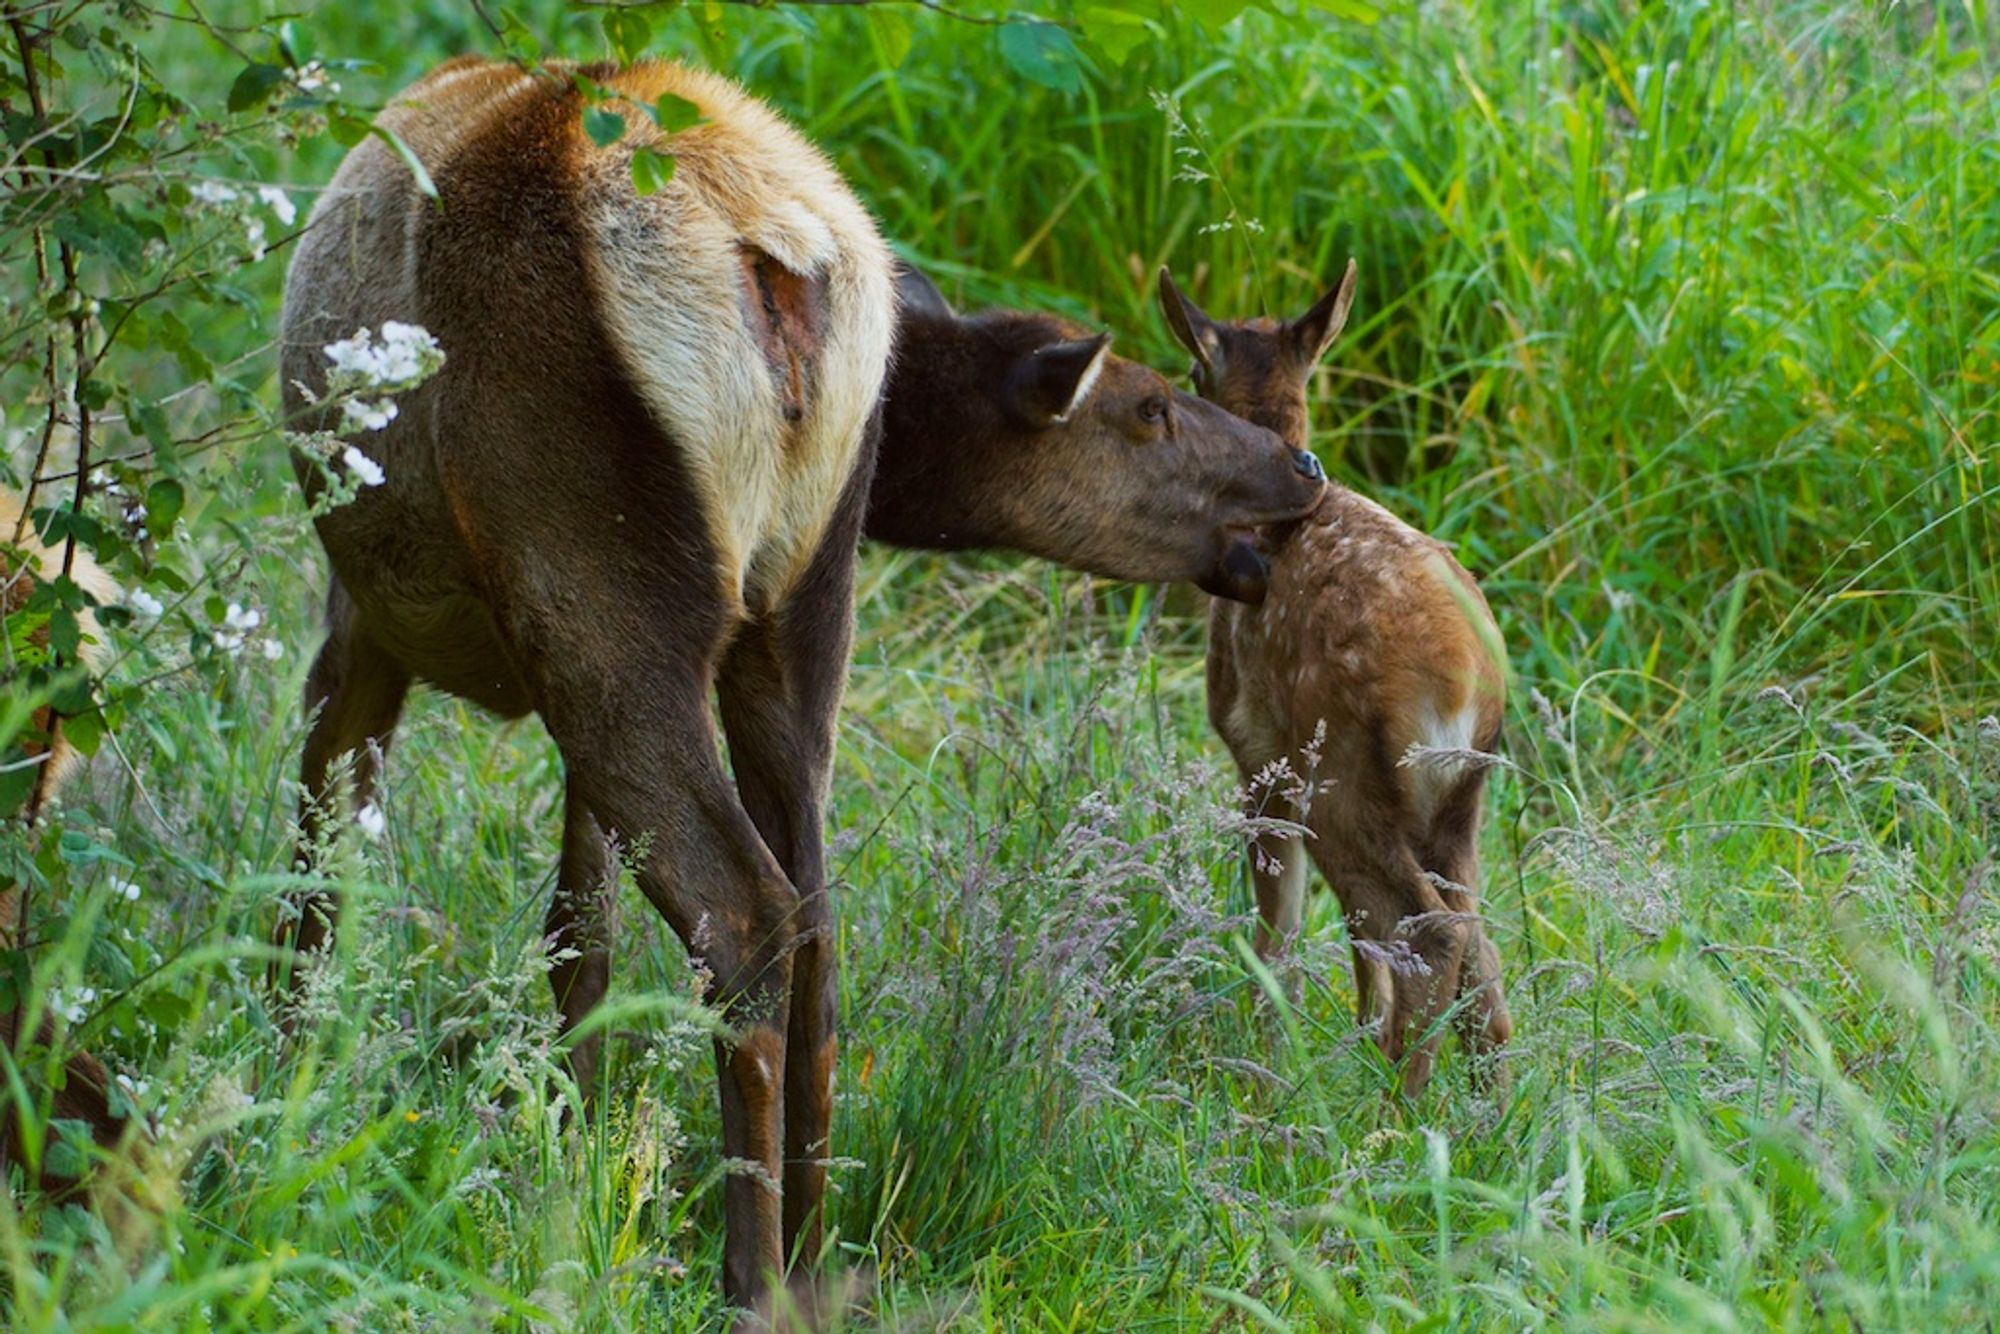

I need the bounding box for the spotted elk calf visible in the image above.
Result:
[1158,260,1513,1096]
[279,57,1325,1315]
[1,487,135,1182]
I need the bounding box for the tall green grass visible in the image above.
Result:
[6,0,1997,1328]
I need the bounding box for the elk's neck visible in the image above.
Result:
[865,318,1012,553]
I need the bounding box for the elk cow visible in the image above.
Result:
[1,486,134,1182]
[1159,260,1513,1096]
[872,264,1326,603]
[278,56,1323,1315]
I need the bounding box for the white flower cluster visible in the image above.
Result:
[49,985,96,1025]
[303,321,444,494]
[291,61,339,96]
[184,178,299,262]
[323,321,442,389]
[213,601,284,661]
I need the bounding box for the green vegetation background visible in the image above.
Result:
[4,0,1997,1328]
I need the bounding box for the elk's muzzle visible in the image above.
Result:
[1293,449,1325,482]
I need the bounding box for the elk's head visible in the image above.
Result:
[876,263,1325,603]
[1157,258,1359,454]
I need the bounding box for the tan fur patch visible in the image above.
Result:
[576,62,893,609]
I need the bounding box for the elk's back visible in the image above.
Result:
[280,58,894,697]
[1211,486,1504,823]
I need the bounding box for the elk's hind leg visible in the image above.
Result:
[1421,775,1512,1076]
[717,465,869,1275]
[275,579,410,985]
[551,681,805,1311]
[1314,810,1471,1097]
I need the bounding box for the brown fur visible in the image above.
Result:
[280,57,894,1313]
[1160,261,1513,1096]
[280,59,1323,1317]
[0,486,137,1184]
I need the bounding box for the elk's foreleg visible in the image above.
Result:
[717,467,869,1273]
[275,578,410,988]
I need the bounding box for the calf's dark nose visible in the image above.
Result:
[1293,449,1325,482]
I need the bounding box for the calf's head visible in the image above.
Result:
[1157,258,1358,452]
[874,264,1326,603]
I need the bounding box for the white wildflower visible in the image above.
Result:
[110,875,141,902]
[260,638,285,662]
[257,185,297,226]
[291,61,339,95]
[243,215,267,263]
[341,444,387,486]
[323,329,380,378]
[50,986,96,1024]
[189,179,240,206]
[214,602,263,654]
[127,587,164,620]
[355,803,387,841]
[340,398,398,432]
[323,324,442,391]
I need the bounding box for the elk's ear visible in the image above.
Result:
[1286,256,1358,366]
[1157,267,1223,373]
[894,260,954,320]
[1005,333,1114,427]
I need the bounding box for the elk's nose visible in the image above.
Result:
[1292,449,1325,482]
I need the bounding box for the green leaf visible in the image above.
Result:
[44,1120,93,1179]
[630,146,676,197]
[227,63,286,114]
[328,107,369,148]
[156,311,212,383]
[64,707,103,758]
[999,22,1083,95]
[584,106,627,148]
[49,606,81,662]
[368,124,439,202]
[1306,0,1382,19]
[0,767,32,819]
[145,479,185,538]
[144,990,191,1030]
[869,8,914,69]
[1079,6,1155,65]
[654,92,701,135]
[1181,0,1253,28]
[128,395,177,464]
[603,9,650,63]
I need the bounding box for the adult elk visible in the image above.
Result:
[278,56,1322,1315]
[872,265,1326,602]
[1158,260,1513,1096]
[1,487,135,1182]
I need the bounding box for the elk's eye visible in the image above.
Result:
[1139,396,1168,423]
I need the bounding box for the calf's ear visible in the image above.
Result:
[1004,333,1113,427]
[1158,267,1224,374]
[1287,256,1358,367]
